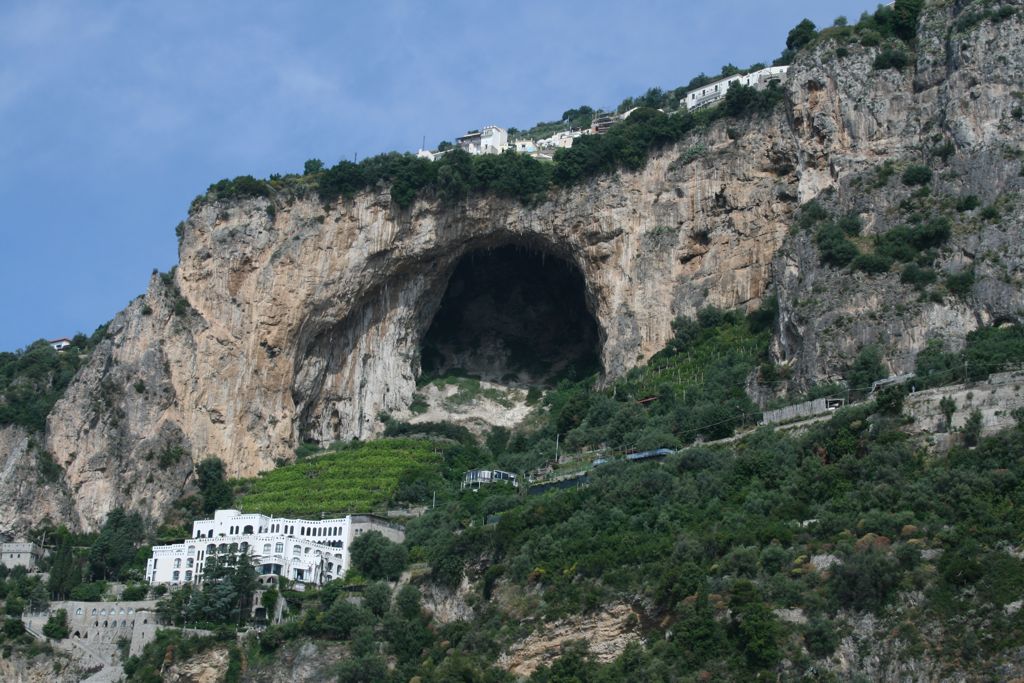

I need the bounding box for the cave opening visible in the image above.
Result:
[420,245,602,386]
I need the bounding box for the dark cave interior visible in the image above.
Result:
[419,245,601,385]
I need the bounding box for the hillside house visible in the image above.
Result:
[49,338,72,351]
[0,542,45,570]
[146,509,404,588]
[462,469,518,490]
[456,125,508,155]
[683,66,789,111]
[537,130,583,149]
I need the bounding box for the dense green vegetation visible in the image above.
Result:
[156,551,257,628]
[0,327,107,432]
[915,324,1024,388]
[384,406,1024,679]
[235,439,444,516]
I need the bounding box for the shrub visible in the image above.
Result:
[3,618,25,638]
[804,617,839,658]
[851,253,893,274]
[893,0,925,41]
[848,345,886,395]
[956,195,980,212]
[70,581,107,601]
[901,165,932,186]
[830,549,900,612]
[786,19,817,51]
[797,200,830,231]
[901,263,937,288]
[963,410,983,446]
[42,609,69,640]
[874,48,911,70]
[205,176,272,202]
[835,213,863,236]
[349,531,408,581]
[945,269,975,299]
[121,584,148,601]
[815,225,858,268]
[980,204,1000,221]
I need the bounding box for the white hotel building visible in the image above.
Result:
[146,509,404,588]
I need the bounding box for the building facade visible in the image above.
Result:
[146,509,404,588]
[0,542,45,570]
[24,600,160,658]
[462,469,518,490]
[456,125,508,155]
[683,66,790,111]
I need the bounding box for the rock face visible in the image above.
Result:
[774,4,1024,385]
[7,2,1022,531]
[495,602,643,676]
[0,425,74,535]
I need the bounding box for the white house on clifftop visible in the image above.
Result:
[683,65,789,111]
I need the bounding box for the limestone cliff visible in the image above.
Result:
[5,1,1021,532]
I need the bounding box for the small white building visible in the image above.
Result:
[513,139,537,153]
[683,66,790,111]
[0,542,45,570]
[462,469,518,490]
[49,338,72,351]
[536,130,583,150]
[456,125,508,155]
[146,509,404,588]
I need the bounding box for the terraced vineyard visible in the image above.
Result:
[235,439,442,517]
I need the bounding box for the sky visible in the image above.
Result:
[0,0,874,351]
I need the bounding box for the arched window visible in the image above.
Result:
[229,542,238,553]
[187,558,194,568]
[218,543,227,553]
[121,620,127,628]
[185,571,193,582]
[243,525,254,534]
[76,608,83,615]
[275,542,284,553]
[263,543,271,554]
[207,544,216,554]
[207,530,213,538]
[103,620,108,627]
[92,608,97,615]
[119,608,126,615]
[127,609,134,615]
[100,609,106,616]
[174,558,181,568]
[172,570,180,581]
[187,546,195,555]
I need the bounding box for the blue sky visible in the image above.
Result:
[0,0,873,351]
